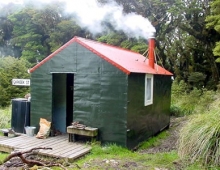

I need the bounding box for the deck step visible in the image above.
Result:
[0,134,91,161]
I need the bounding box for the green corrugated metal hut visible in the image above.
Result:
[29,36,173,149]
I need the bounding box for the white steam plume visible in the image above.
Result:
[1,0,155,39]
[64,0,155,39]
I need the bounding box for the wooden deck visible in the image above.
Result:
[0,134,91,161]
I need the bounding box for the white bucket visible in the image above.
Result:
[25,126,36,136]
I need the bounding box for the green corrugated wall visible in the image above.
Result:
[31,43,128,146]
[127,73,172,148]
[31,63,52,126]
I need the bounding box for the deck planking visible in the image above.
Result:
[0,134,91,161]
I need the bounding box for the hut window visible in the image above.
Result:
[144,74,153,106]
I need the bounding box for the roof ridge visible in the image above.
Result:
[75,36,141,55]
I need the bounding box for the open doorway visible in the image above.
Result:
[66,73,73,127]
[52,73,74,133]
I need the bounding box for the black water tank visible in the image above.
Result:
[11,98,30,133]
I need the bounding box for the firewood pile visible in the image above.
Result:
[71,122,86,129]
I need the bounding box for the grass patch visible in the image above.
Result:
[0,106,11,129]
[73,144,209,170]
[140,151,178,168]
[0,153,8,164]
[74,144,178,169]
[138,131,169,150]
[85,143,133,159]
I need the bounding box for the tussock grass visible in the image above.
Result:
[178,95,220,166]
[0,106,11,129]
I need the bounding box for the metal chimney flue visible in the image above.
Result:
[148,35,155,69]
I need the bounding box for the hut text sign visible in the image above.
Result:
[12,79,30,86]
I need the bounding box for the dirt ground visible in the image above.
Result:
[140,116,187,154]
[0,116,187,170]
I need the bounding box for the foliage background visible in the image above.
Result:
[0,57,30,107]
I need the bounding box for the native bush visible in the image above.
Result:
[171,80,198,116]
[171,79,216,116]
[177,92,220,166]
[188,72,206,89]
[0,56,31,107]
[171,80,187,98]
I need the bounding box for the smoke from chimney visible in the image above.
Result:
[64,0,155,39]
[2,0,155,40]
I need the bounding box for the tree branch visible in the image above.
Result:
[4,147,52,166]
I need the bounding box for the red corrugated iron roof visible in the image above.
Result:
[30,36,173,75]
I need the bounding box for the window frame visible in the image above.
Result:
[144,74,154,106]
